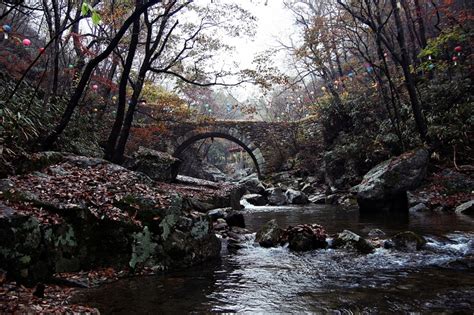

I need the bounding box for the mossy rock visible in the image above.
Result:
[391,231,427,250]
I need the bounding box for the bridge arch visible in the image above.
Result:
[173,131,267,178]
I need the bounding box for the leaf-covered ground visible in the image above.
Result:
[0,156,239,313]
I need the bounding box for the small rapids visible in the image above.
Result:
[73,205,474,314]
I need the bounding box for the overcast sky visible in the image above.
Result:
[204,0,297,100]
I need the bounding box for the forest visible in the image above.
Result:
[0,0,473,313]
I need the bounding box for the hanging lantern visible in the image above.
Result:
[68,64,74,69]
[2,24,12,33]
[112,96,117,101]
[452,56,458,66]
[428,63,435,70]
[2,24,11,39]
[39,47,45,54]
[22,38,31,46]
[321,86,326,91]
[92,84,99,90]
[454,46,462,53]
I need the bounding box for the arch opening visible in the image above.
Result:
[173,132,263,179]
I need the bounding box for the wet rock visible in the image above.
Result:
[301,183,315,195]
[455,200,474,215]
[224,212,245,228]
[239,174,265,195]
[124,146,180,181]
[184,198,215,213]
[207,208,229,221]
[353,148,429,213]
[266,187,288,206]
[285,224,327,252]
[285,189,309,205]
[308,193,326,204]
[391,231,427,251]
[255,219,282,248]
[242,194,267,206]
[409,203,429,213]
[213,221,228,231]
[332,230,375,254]
[367,228,386,237]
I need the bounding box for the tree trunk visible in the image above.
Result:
[390,0,428,142]
[41,0,162,150]
[104,19,140,160]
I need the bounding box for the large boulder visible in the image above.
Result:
[255,219,283,248]
[455,200,474,215]
[242,194,267,206]
[124,147,181,182]
[332,230,375,254]
[284,224,327,252]
[389,231,426,251]
[239,174,266,195]
[285,189,309,205]
[224,212,245,228]
[266,187,288,206]
[353,148,429,212]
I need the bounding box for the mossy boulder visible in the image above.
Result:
[255,219,282,248]
[391,231,427,251]
[332,230,375,254]
[353,148,429,213]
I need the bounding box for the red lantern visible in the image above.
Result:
[22,38,31,46]
[92,84,99,90]
[39,47,45,54]
[452,56,458,61]
[454,46,462,53]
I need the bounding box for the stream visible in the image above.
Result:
[73,204,474,313]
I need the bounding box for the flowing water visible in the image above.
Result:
[73,205,474,313]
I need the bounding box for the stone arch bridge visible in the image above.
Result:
[141,117,321,178]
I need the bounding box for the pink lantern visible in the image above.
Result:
[22,38,31,46]
[454,46,462,53]
[92,84,99,90]
[452,56,458,61]
[39,47,45,54]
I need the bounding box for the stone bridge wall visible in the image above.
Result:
[131,116,322,177]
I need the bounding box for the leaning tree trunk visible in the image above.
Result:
[390,0,428,143]
[41,0,162,150]
[104,18,141,161]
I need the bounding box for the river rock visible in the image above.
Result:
[285,224,327,252]
[390,231,427,251]
[225,212,245,228]
[308,193,326,204]
[301,183,315,195]
[242,194,267,206]
[285,189,309,205]
[124,146,181,181]
[332,230,375,254]
[207,208,229,221]
[409,203,429,213]
[267,187,288,206]
[255,219,282,248]
[239,174,266,195]
[353,148,429,213]
[455,200,474,215]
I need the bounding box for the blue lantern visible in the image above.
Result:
[428,63,435,70]
[348,71,355,78]
[3,24,12,33]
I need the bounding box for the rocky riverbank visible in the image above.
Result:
[0,151,245,312]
